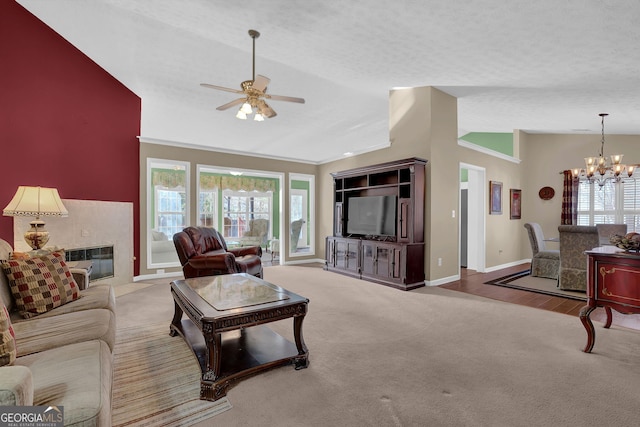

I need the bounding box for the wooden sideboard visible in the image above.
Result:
[580,247,640,352]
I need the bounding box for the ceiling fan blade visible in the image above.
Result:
[252,75,270,92]
[257,100,277,118]
[216,98,246,111]
[266,94,305,104]
[200,83,244,94]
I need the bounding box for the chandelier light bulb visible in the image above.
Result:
[235,110,247,120]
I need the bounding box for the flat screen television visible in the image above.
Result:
[346,195,397,237]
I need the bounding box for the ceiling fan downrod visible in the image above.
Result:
[248,29,260,83]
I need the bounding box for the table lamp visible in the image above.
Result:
[3,186,69,250]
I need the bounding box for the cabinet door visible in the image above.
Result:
[397,198,411,242]
[345,240,360,272]
[334,202,344,236]
[335,239,359,273]
[377,245,402,279]
[361,242,375,276]
[325,238,336,268]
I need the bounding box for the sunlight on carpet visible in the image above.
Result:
[112,323,232,426]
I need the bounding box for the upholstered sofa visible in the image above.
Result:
[0,238,116,426]
[173,226,263,278]
[558,225,600,291]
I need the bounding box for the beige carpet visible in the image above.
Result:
[485,270,586,300]
[111,323,232,426]
[115,266,640,426]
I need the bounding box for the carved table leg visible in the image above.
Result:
[579,305,596,353]
[169,298,183,337]
[604,306,613,329]
[293,314,309,369]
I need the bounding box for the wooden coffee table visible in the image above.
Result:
[170,273,309,401]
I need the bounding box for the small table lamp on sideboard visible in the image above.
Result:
[3,186,68,250]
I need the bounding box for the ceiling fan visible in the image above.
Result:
[200,29,305,120]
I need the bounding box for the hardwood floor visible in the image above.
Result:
[440,262,640,331]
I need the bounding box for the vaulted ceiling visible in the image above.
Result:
[17,0,640,164]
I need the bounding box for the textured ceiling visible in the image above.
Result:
[16,0,640,164]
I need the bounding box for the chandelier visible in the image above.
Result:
[571,113,637,186]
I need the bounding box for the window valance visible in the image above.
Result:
[200,174,276,192]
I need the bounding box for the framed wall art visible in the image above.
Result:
[510,189,522,220]
[490,181,502,215]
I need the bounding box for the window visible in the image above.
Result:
[222,191,272,238]
[289,173,315,257]
[155,188,187,236]
[577,179,640,232]
[147,159,189,267]
[198,190,217,228]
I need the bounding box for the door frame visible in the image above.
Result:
[459,163,487,273]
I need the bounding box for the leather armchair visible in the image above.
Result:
[173,226,263,279]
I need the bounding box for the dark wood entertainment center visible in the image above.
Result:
[325,157,427,290]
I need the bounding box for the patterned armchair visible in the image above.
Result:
[557,225,599,291]
[240,219,269,248]
[524,223,560,279]
[290,219,305,253]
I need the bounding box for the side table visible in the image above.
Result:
[580,247,640,352]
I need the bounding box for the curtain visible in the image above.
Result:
[152,169,186,188]
[561,170,578,224]
[199,174,276,192]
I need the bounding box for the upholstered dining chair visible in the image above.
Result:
[557,225,599,291]
[524,223,560,280]
[595,223,627,246]
[173,226,263,279]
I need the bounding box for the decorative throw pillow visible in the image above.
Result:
[0,303,16,366]
[1,252,80,318]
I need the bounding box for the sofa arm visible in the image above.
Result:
[229,245,263,258]
[0,365,33,406]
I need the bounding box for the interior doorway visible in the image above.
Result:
[459,163,486,273]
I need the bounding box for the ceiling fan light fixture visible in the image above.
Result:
[240,102,253,114]
[201,29,304,120]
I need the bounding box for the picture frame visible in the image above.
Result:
[510,189,522,220]
[489,181,502,215]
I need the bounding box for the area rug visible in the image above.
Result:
[485,270,587,301]
[111,322,232,427]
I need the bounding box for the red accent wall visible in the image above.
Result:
[0,0,141,274]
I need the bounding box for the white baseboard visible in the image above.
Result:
[484,259,530,273]
[426,274,461,286]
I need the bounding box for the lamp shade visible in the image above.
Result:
[3,186,68,218]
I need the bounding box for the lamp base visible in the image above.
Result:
[24,220,50,250]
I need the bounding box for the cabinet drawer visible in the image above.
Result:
[596,262,640,307]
